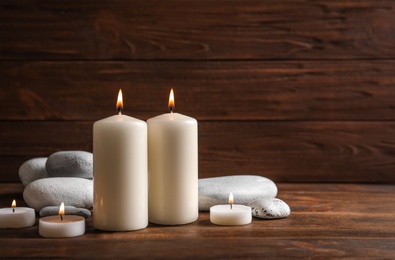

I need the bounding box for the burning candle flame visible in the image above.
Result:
[12,200,16,213]
[116,89,123,114]
[228,193,234,204]
[229,193,234,209]
[59,202,65,221]
[168,88,175,113]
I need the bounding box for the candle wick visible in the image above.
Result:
[118,108,122,115]
[60,215,63,222]
[12,208,15,213]
[230,203,233,210]
[169,106,173,113]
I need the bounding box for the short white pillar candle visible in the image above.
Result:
[147,89,198,225]
[210,193,252,226]
[39,203,85,238]
[0,200,35,228]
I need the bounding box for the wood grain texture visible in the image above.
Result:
[200,121,395,183]
[1,61,395,121]
[2,121,395,183]
[1,183,395,258]
[1,0,395,185]
[0,0,395,60]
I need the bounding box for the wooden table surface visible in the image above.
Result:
[1,182,395,259]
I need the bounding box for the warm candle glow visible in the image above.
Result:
[117,89,123,114]
[59,202,65,221]
[168,88,175,113]
[229,192,234,207]
[11,200,16,212]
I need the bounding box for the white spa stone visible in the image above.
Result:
[19,158,49,187]
[248,198,291,219]
[39,206,91,218]
[46,151,93,179]
[23,178,93,211]
[198,175,277,211]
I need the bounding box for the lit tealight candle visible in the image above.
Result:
[0,200,36,228]
[210,193,252,226]
[39,202,85,238]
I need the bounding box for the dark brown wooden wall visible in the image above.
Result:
[1,0,395,183]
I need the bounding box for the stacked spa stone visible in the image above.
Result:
[19,151,93,217]
[20,154,289,220]
[198,175,291,219]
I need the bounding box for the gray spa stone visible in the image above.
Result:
[198,175,277,211]
[248,198,291,219]
[39,206,91,218]
[19,157,50,186]
[46,151,93,179]
[23,177,93,211]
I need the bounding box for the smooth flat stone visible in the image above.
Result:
[39,206,91,218]
[46,151,93,179]
[23,177,93,211]
[19,157,50,187]
[248,198,291,219]
[198,175,277,211]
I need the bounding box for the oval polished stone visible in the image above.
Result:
[198,175,277,211]
[19,157,50,186]
[46,151,93,179]
[248,198,291,219]
[39,206,91,218]
[23,177,93,211]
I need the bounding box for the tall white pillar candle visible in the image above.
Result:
[93,89,148,231]
[148,89,198,225]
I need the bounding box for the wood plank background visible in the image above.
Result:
[1,0,395,183]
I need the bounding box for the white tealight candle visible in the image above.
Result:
[148,89,198,225]
[0,200,36,228]
[210,193,252,226]
[39,203,85,238]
